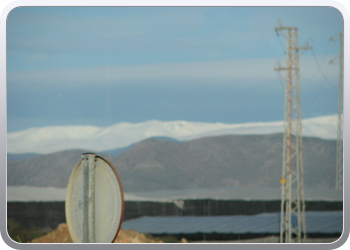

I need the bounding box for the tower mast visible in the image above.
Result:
[335,33,344,190]
[275,23,310,243]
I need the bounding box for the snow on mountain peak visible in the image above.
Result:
[7,115,338,154]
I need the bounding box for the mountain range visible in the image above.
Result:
[7,115,337,154]
[7,133,337,192]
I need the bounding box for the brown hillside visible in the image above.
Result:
[7,134,337,192]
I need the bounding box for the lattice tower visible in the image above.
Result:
[335,33,344,190]
[275,24,310,243]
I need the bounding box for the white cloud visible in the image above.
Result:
[7,114,337,154]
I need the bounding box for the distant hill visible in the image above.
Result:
[100,136,180,158]
[7,153,38,162]
[7,134,337,192]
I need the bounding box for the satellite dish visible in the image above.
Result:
[65,153,124,243]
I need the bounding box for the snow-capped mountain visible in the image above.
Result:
[7,115,338,154]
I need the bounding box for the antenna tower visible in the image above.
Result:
[275,23,310,243]
[334,33,344,190]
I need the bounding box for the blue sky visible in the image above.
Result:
[7,7,343,132]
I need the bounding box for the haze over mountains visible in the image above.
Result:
[7,115,337,154]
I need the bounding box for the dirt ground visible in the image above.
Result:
[30,223,173,243]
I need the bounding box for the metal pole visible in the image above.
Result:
[82,153,96,243]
